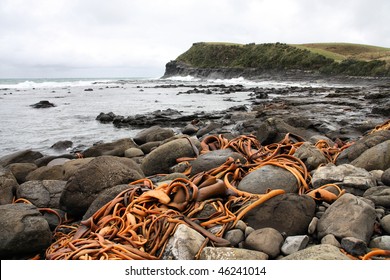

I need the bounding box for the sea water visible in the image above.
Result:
[0,76,348,157]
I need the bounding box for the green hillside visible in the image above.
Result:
[175,42,390,77]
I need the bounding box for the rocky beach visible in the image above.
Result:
[0,74,390,260]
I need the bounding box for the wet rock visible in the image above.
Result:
[62,158,94,180]
[25,165,64,181]
[60,156,144,217]
[51,140,73,151]
[336,130,390,165]
[341,237,368,257]
[181,123,199,135]
[244,228,284,258]
[96,112,116,123]
[8,163,38,183]
[351,140,390,171]
[0,167,19,205]
[141,137,199,176]
[133,126,175,145]
[82,138,138,157]
[0,149,43,167]
[162,224,205,260]
[200,247,268,260]
[321,234,341,248]
[363,186,390,208]
[83,184,134,220]
[238,165,299,194]
[254,117,312,145]
[311,164,376,196]
[317,193,376,243]
[293,142,328,171]
[17,180,66,208]
[124,147,144,158]
[30,100,55,108]
[223,229,245,247]
[196,122,222,138]
[281,235,309,255]
[369,236,390,250]
[382,168,390,185]
[190,149,246,176]
[243,193,316,236]
[0,204,51,258]
[281,244,350,260]
[139,141,161,154]
[380,214,390,234]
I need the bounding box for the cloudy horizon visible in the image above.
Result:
[1,0,389,79]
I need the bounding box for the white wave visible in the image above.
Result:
[163,75,201,82]
[0,78,116,89]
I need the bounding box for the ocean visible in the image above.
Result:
[0,76,351,157]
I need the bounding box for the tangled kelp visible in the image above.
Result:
[44,122,390,260]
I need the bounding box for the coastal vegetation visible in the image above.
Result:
[174,42,390,77]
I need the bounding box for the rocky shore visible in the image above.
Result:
[1,79,390,260]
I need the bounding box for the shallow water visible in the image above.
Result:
[0,76,359,157]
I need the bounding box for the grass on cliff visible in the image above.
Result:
[176,42,390,77]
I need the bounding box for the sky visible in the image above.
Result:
[0,0,389,79]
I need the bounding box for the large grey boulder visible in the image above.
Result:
[351,140,390,171]
[82,138,138,157]
[162,224,205,260]
[311,164,376,196]
[293,142,328,171]
[60,156,144,217]
[0,167,19,205]
[133,126,175,145]
[317,193,376,243]
[25,165,64,181]
[141,137,199,176]
[238,165,299,194]
[243,193,316,236]
[363,186,390,208]
[8,163,38,183]
[336,130,390,165]
[0,149,43,167]
[281,244,350,260]
[0,204,52,258]
[16,180,66,208]
[190,149,246,176]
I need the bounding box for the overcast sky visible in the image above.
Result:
[0,0,389,78]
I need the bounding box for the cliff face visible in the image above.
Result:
[163,42,390,79]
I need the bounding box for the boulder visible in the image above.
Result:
[336,130,390,165]
[382,168,390,186]
[281,235,310,255]
[238,165,299,194]
[293,142,328,171]
[124,148,144,158]
[51,140,73,151]
[82,138,138,157]
[190,149,246,176]
[162,224,205,260]
[62,158,94,180]
[369,236,390,250]
[60,156,144,217]
[0,149,43,167]
[341,237,368,257]
[317,193,376,243]
[0,204,51,258]
[243,193,316,236]
[244,228,284,258]
[0,167,19,205]
[223,229,245,247]
[311,164,376,196]
[380,214,390,234]
[16,180,66,208]
[83,184,134,220]
[200,247,268,260]
[47,158,71,167]
[141,137,199,176]
[133,126,175,145]
[363,186,390,208]
[351,140,390,171]
[30,100,55,108]
[321,234,341,248]
[8,163,38,183]
[281,244,350,260]
[25,165,64,181]
[254,117,313,145]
